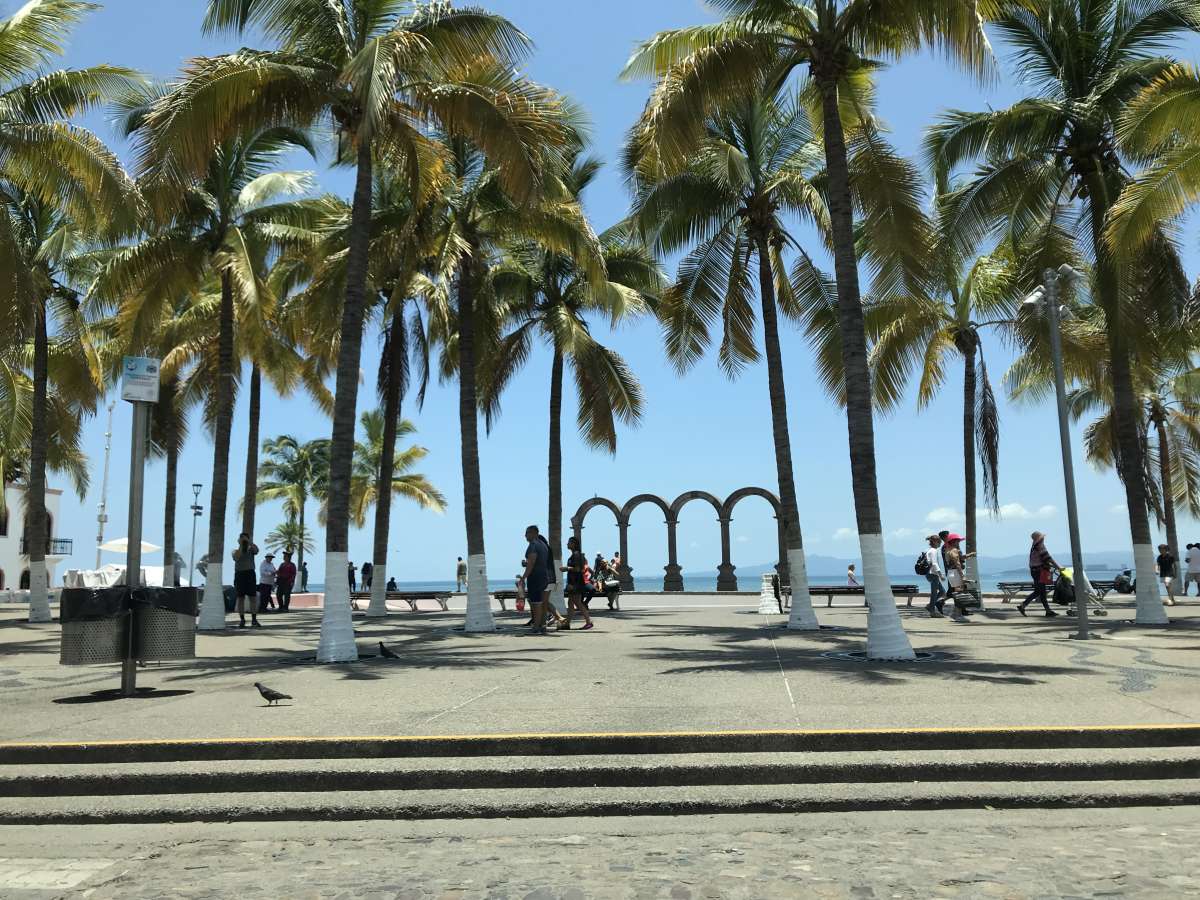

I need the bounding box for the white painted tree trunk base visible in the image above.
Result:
[317,551,359,662]
[860,533,915,660]
[197,562,227,630]
[464,554,495,632]
[785,547,820,631]
[27,559,50,623]
[549,567,566,615]
[757,574,778,615]
[1132,542,1169,625]
[365,562,388,618]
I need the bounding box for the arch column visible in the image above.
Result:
[717,515,737,591]
[664,515,683,591]
[618,521,633,590]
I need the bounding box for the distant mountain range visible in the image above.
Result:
[732,551,1136,578]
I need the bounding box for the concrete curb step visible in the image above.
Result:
[5,724,1200,765]
[6,755,1199,798]
[2,780,1199,825]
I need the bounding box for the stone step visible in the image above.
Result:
[4,748,1198,798]
[5,723,1200,765]
[2,779,1199,824]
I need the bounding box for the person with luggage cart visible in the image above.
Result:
[1019,531,1060,618]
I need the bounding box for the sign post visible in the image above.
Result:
[120,357,159,697]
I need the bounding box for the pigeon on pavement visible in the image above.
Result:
[378,641,399,659]
[255,682,292,706]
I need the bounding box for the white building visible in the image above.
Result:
[0,484,71,592]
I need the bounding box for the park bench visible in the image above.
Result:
[996,580,1117,604]
[777,582,921,609]
[349,590,451,612]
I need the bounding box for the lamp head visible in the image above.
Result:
[1021,287,1046,310]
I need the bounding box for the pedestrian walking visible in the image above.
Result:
[942,534,975,621]
[361,560,373,591]
[919,534,945,618]
[1184,543,1200,596]
[300,561,309,592]
[231,533,260,628]
[456,556,467,591]
[348,561,359,611]
[275,550,297,612]
[1019,531,1060,618]
[523,525,551,634]
[846,563,860,587]
[1157,543,1177,606]
[258,552,277,612]
[537,533,564,628]
[560,536,594,630]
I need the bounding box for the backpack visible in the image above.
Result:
[914,552,932,576]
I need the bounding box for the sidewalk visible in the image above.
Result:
[2,596,1198,744]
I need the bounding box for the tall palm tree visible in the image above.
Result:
[625,92,827,630]
[435,137,606,632]
[343,410,445,529]
[264,518,314,558]
[97,123,316,632]
[623,0,991,657]
[0,0,138,620]
[925,0,1200,624]
[143,0,565,661]
[483,153,662,612]
[255,435,330,576]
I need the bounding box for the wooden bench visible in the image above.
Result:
[779,583,922,608]
[997,579,1117,604]
[349,590,451,612]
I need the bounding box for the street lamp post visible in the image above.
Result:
[189,483,203,589]
[1024,264,1094,641]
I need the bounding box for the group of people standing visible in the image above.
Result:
[230,533,299,628]
[918,530,976,621]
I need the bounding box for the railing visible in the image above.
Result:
[19,538,73,556]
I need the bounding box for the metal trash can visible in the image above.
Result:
[59,587,130,666]
[133,587,198,662]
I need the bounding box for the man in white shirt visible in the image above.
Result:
[1184,543,1200,596]
[258,553,277,613]
[923,534,946,618]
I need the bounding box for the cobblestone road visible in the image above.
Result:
[3,808,1198,898]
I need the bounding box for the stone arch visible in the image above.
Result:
[618,494,672,590]
[670,490,723,519]
[665,491,726,591]
[722,487,787,588]
[571,497,627,589]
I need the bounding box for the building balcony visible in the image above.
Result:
[20,538,73,557]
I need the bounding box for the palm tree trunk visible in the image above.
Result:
[1155,416,1180,588]
[240,364,261,539]
[195,271,232,628]
[458,250,494,632]
[197,270,236,630]
[962,342,979,587]
[162,379,179,588]
[547,346,565,614]
[26,294,51,622]
[317,141,374,662]
[817,75,913,658]
[367,308,405,618]
[752,233,817,630]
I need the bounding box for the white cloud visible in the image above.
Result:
[982,502,1058,521]
[925,507,963,525]
[736,535,750,544]
[833,527,856,541]
[890,528,915,539]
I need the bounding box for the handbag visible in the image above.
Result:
[1038,566,1053,585]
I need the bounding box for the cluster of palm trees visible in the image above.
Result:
[5,1,1200,662]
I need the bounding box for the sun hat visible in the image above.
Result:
[945,533,963,543]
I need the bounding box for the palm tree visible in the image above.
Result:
[255,435,329,576]
[97,122,316,632]
[435,137,606,632]
[265,519,314,558]
[0,0,138,620]
[483,152,661,612]
[625,92,827,629]
[924,0,1200,625]
[343,410,445,529]
[623,1,990,657]
[142,0,566,661]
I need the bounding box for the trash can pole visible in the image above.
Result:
[121,401,150,697]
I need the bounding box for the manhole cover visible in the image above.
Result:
[821,650,951,663]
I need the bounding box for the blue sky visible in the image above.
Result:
[27,0,1200,584]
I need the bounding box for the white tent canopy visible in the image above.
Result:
[98,537,161,554]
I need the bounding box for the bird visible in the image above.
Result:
[255,682,292,706]
[378,641,399,659]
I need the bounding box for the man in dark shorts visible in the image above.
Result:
[231,532,260,628]
[523,525,550,634]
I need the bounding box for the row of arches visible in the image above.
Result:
[0,569,30,590]
[571,488,786,591]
